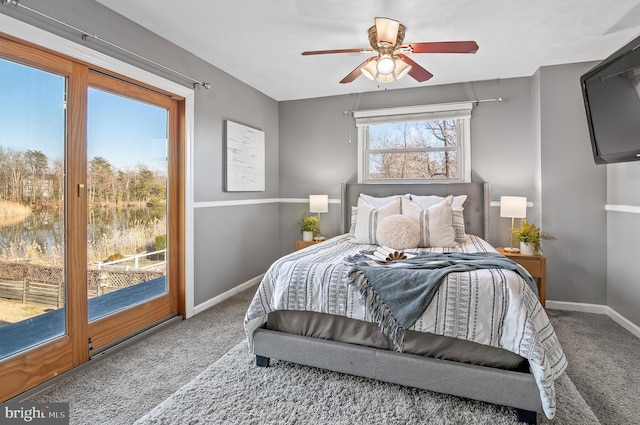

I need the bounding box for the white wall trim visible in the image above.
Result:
[353,101,473,120]
[193,274,263,315]
[490,201,534,208]
[605,204,640,214]
[184,94,196,318]
[547,300,640,339]
[194,198,340,208]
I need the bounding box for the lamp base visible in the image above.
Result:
[503,247,520,253]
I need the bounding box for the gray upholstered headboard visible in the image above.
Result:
[341,182,490,240]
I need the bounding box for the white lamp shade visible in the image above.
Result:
[375,17,400,45]
[394,58,412,79]
[361,60,377,80]
[309,195,329,214]
[500,196,527,218]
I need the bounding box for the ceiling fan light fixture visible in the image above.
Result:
[361,60,377,80]
[394,58,412,79]
[376,73,394,84]
[376,54,395,75]
[302,17,477,86]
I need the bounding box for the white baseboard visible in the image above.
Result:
[547,300,640,339]
[546,300,609,314]
[192,274,263,316]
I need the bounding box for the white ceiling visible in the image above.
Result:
[95,0,640,101]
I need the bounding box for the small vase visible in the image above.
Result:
[520,242,535,255]
[302,231,314,242]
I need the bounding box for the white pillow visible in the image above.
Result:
[359,193,408,208]
[348,206,357,235]
[451,210,467,242]
[409,194,468,242]
[376,215,420,250]
[353,197,402,244]
[409,194,467,210]
[401,196,457,247]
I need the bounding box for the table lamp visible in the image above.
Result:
[500,196,527,252]
[309,195,328,241]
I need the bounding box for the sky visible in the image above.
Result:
[0,57,167,172]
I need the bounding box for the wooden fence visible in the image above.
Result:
[0,261,164,308]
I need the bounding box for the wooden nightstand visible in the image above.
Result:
[295,240,323,251]
[496,248,546,308]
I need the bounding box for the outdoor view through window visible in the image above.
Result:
[366,120,460,181]
[0,57,168,360]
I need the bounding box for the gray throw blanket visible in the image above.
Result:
[346,252,538,351]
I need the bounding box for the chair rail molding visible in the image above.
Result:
[605,204,640,214]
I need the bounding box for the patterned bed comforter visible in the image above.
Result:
[244,234,567,419]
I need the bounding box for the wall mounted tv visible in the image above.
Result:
[581,34,640,165]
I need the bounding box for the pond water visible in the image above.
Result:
[0,205,166,263]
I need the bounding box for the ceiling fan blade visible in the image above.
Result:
[396,54,433,82]
[339,57,376,84]
[302,48,372,55]
[375,17,400,45]
[406,41,479,54]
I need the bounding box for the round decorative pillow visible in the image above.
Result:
[376,214,420,250]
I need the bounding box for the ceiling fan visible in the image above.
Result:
[301,17,479,84]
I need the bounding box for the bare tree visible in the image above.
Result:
[5,149,27,202]
[24,150,48,203]
[368,120,458,180]
[50,158,64,203]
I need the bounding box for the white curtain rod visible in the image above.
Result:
[0,0,211,89]
[343,96,504,115]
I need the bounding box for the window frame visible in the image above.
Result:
[355,102,472,183]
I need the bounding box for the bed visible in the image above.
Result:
[244,182,567,424]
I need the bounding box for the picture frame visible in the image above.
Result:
[225,120,265,192]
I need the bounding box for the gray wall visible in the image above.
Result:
[279,78,538,253]
[607,162,640,325]
[279,65,613,309]
[1,0,282,306]
[537,63,608,305]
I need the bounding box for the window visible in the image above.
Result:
[355,103,472,183]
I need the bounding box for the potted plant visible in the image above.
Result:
[300,215,320,241]
[512,219,556,255]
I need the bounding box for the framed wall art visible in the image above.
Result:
[225,120,265,192]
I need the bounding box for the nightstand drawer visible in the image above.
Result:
[514,259,543,278]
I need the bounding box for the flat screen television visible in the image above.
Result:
[581,34,640,164]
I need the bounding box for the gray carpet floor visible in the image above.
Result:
[24,285,639,425]
[546,309,640,425]
[133,342,597,425]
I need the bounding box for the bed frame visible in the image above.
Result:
[253,182,542,424]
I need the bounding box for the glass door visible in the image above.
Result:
[0,35,183,401]
[0,38,78,401]
[85,72,179,352]
[0,57,67,359]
